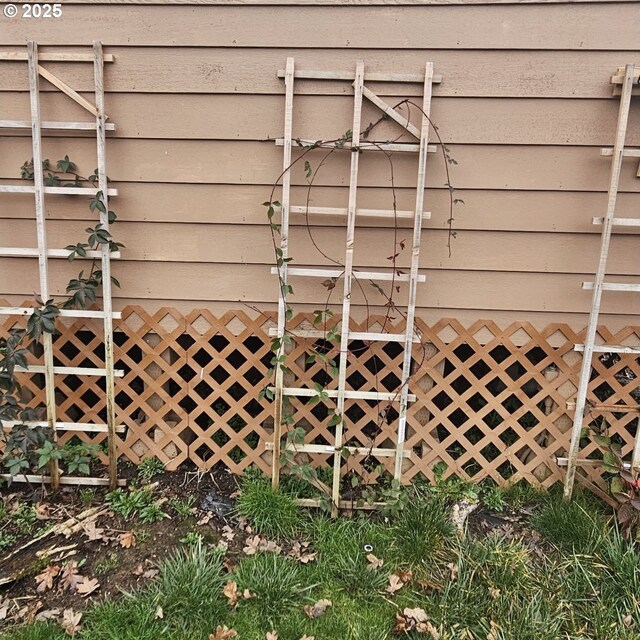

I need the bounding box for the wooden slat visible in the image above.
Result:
[289,205,430,219]
[361,85,421,138]
[0,120,115,131]
[272,57,295,490]
[15,365,125,377]
[0,474,126,486]
[267,327,420,343]
[564,64,637,501]
[600,147,640,158]
[574,344,640,355]
[0,52,114,62]
[272,267,427,283]
[566,401,640,413]
[0,307,121,319]
[27,41,60,490]
[0,185,118,196]
[0,247,121,259]
[332,60,365,515]
[278,138,437,153]
[264,441,412,458]
[93,40,119,490]
[3,421,126,433]
[279,386,417,403]
[582,282,640,292]
[37,65,99,117]
[592,216,640,227]
[279,69,442,84]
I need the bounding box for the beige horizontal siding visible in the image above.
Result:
[1,1,638,331]
[3,185,638,233]
[0,49,634,99]
[2,138,640,192]
[1,261,639,316]
[4,93,640,146]
[3,219,639,276]
[2,4,638,49]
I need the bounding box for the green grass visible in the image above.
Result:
[7,485,640,640]
[236,478,303,538]
[531,491,609,552]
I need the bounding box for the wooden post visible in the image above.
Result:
[272,57,295,489]
[93,41,118,490]
[332,60,365,516]
[28,41,60,490]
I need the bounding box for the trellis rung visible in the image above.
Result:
[0,120,116,131]
[276,69,442,84]
[600,147,640,157]
[265,441,411,458]
[289,205,431,220]
[268,327,419,343]
[0,474,126,486]
[2,421,126,433]
[277,138,437,153]
[574,344,640,354]
[274,386,416,402]
[557,457,632,469]
[0,52,115,62]
[0,307,121,319]
[592,216,640,227]
[15,365,125,377]
[566,400,640,413]
[271,266,426,283]
[0,185,118,196]
[0,247,121,259]
[582,282,640,292]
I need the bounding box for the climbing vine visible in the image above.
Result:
[260,98,463,511]
[0,156,122,482]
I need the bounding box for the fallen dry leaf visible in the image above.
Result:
[243,588,253,600]
[133,564,144,576]
[119,531,137,549]
[143,568,159,579]
[489,587,501,599]
[0,599,8,621]
[35,608,61,622]
[209,626,238,640]
[197,511,213,526]
[60,561,83,592]
[366,553,384,571]
[223,580,239,607]
[83,521,105,542]
[266,632,279,640]
[304,599,332,619]
[222,525,235,541]
[386,573,406,595]
[394,608,439,638]
[155,605,164,619]
[243,534,261,556]
[77,577,100,598]
[34,503,51,520]
[446,562,458,581]
[35,564,60,592]
[61,609,82,637]
[487,621,500,640]
[299,636,315,640]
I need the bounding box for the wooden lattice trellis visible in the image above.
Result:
[2,303,639,493]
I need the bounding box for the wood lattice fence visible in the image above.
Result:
[2,303,640,490]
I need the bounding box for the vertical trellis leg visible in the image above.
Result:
[331,60,365,516]
[272,57,295,489]
[93,41,118,489]
[563,64,636,500]
[394,62,434,483]
[28,41,60,490]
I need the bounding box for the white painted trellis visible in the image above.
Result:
[562,65,640,499]
[269,58,440,514]
[0,42,124,489]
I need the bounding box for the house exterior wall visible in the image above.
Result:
[1,0,639,332]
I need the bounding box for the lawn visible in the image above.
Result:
[1,466,639,640]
